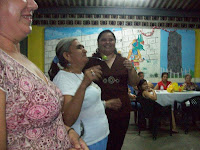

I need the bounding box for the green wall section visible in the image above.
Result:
[28,26,45,72]
[195,29,200,78]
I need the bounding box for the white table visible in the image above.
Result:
[155,90,200,107]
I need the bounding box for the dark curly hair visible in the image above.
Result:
[137,79,147,96]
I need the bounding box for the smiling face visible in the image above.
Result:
[98,32,116,56]
[162,74,168,83]
[185,75,192,84]
[141,81,148,91]
[0,0,38,43]
[138,73,144,80]
[67,40,88,68]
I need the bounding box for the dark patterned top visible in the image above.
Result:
[84,54,132,120]
[183,82,198,91]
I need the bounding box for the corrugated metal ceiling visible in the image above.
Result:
[35,0,200,17]
[35,0,200,11]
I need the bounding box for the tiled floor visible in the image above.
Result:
[122,114,200,150]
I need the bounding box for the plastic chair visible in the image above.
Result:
[137,96,172,140]
[174,96,200,134]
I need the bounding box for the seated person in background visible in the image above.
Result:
[137,79,158,129]
[138,72,144,80]
[137,72,154,89]
[128,87,141,124]
[133,72,144,95]
[128,88,137,100]
[128,87,141,109]
[147,82,154,89]
[182,74,199,91]
[128,84,137,95]
[137,79,157,100]
[138,79,178,133]
[154,72,171,90]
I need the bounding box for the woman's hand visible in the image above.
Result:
[148,88,153,92]
[129,93,136,99]
[68,128,89,150]
[82,65,102,87]
[123,59,134,71]
[123,59,140,86]
[105,98,122,111]
[182,83,186,90]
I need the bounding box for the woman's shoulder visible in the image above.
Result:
[55,70,69,77]
[83,57,100,70]
[142,91,147,97]
[53,71,76,83]
[114,54,126,66]
[116,54,126,60]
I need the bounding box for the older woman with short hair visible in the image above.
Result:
[182,74,198,91]
[48,38,110,150]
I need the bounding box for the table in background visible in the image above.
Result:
[155,90,200,107]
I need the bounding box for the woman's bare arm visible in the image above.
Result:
[62,83,87,126]
[143,90,157,101]
[0,89,7,150]
[62,66,102,126]
[123,59,140,86]
[154,84,159,90]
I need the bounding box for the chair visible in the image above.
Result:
[137,96,172,140]
[174,96,200,134]
[130,98,141,124]
[128,85,140,124]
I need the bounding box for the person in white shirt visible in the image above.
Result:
[48,38,110,150]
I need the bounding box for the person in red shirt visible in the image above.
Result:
[154,72,178,132]
[154,72,171,90]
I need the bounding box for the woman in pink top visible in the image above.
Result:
[0,0,88,149]
[154,72,171,90]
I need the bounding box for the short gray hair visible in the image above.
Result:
[184,74,192,79]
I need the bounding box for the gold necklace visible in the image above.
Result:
[63,68,83,81]
[73,71,100,91]
[73,73,83,81]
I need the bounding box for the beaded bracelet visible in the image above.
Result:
[67,128,74,134]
